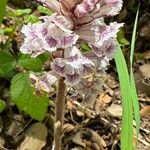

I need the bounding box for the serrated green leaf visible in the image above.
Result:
[37,5,53,15]
[115,46,133,150]
[0,0,7,23]
[0,100,6,113]
[10,72,49,120]
[0,51,17,77]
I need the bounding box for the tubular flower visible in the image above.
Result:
[20,13,78,57]
[20,0,124,86]
[37,0,123,25]
[30,71,60,93]
[51,46,94,85]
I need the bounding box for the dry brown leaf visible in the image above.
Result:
[66,100,74,110]
[136,79,150,97]
[139,64,150,78]
[144,51,150,60]
[107,104,122,117]
[100,94,112,104]
[63,123,75,133]
[18,123,47,150]
[140,106,150,118]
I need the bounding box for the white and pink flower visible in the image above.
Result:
[20,0,124,86]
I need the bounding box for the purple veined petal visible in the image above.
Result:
[20,38,45,57]
[21,23,38,39]
[74,0,100,18]
[90,44,103,57]
[61,34,79,48]
[98,0,123,17]
[59,0,82,10]
[75,3,101,25]
[64,72,81,86]
[76,21,123,47]
[75,20,108,45]
[109,22,124,37]
[75,0,123,25]
[42,71,60,85]
[64,65,75,75]
[64,46,81,58]
[49,13,74,30]
[51,59,66,76]
[29,71,60,93]
[90,38,117,57]
[44,36,60,51]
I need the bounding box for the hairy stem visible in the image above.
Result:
[54,77,67,150]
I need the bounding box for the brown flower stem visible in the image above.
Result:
[54,77,67,150]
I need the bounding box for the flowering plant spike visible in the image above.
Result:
[20,0,123,86]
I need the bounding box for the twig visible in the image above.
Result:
[54,77,67,150]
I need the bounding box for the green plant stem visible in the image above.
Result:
[54,77,67,150]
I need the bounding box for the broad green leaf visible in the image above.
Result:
[37,6,53,15]
[115,46,133,150]
[10,72,49,120]
[130,4,140,145]
[0,100,6,113]
[0,51,17,77]
[18,54,44,72]
[0,0,7,23]
[18,53,49,72]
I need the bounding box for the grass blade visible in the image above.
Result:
[115,45,133,150]
[130,4,140,142]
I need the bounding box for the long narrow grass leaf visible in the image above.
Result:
[115,45,133,150]
[130,4,140,141]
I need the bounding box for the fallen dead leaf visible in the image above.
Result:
[107,104,122,117]
[140,106,150,118]
[144,51,150,60]
[18,123,47,150]
[100,94,112,104]
[139,64,150,78]
[63,123,75,133]
[66,100,74,110]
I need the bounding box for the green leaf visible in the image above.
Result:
[130,4,140,146]
[37,5,53,15]
[0,0,7,23]
[117,29,130,46]
[80,42,91,52]
[10,72,49,120]
[115,46,133,150]
[18,54,44,72]
[14,9,32,16]
[0,100,6,113]
[24,15,39,23]
[0,51,17,78]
